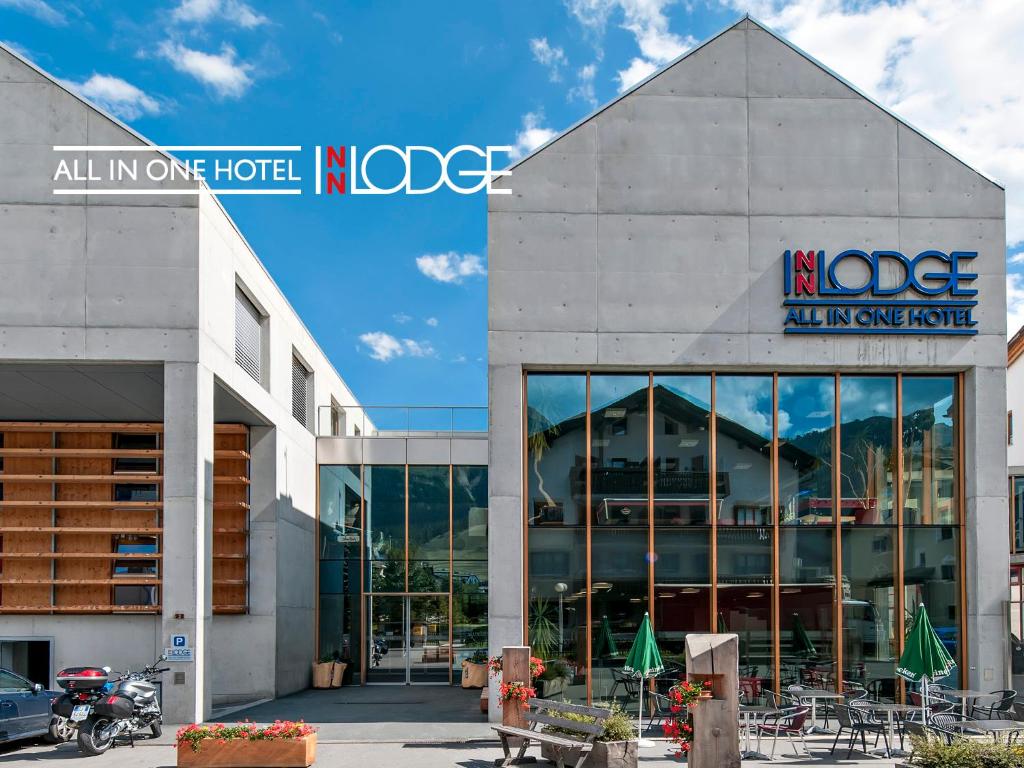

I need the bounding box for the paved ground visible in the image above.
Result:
[0,686,906,766]
[0,734,905,767]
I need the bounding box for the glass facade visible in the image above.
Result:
[318,463,487,685]
[526,372,963,705]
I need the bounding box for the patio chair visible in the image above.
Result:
[971,690,1016,719]
[932,712,985,737]
[904,718,934,743]
[645,691,673,732]
[608,668,640,701]
[1012,701,1024,722]
[756,705,811,759]
[831,703,889,759]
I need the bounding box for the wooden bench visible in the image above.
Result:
[493,698,611,768]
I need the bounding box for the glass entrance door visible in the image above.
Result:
[365,594,449,684]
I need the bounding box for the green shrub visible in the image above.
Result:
[542,702,636,743]
[537,660,571,681]
[909,735,1024,768]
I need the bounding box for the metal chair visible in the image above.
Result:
[645,690,673,732]
[971,689,1016,719]
[608,667,640,701]
[831,703,889,759]
[756,705,811,759]
[932,712,985,738]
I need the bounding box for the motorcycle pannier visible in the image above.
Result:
[52,693,77,717]
[94,693,134,719]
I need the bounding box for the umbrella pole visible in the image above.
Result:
[922,678,929,724]
[637,677,656,747]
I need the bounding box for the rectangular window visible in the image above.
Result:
[292,354,313,429]
[235,286,264,385]
[1010,411,1014,446]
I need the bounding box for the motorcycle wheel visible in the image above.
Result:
[150,720,163,738]
[77,717,115,756]
[44,715,74,743]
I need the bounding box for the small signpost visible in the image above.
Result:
[685,633,740,768]
[165,634,193,662]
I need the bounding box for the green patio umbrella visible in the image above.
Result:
[596,615,619,658]
[897,604,956,721]
[623,613,664,745]
[790,613,817,659]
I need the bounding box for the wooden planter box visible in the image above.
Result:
[537,676,571,699]
[541,740,637,768]
[177,735,317,767]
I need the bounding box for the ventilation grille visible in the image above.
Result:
[234,287,262,383]
[292,354,312,428]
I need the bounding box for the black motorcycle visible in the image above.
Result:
[74,656,169,756]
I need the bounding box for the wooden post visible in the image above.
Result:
[503,645,531,730]
[686,633,740,768]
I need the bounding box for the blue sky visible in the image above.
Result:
[2,0,1021,407]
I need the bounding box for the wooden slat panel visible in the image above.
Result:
[1,552,161,559]
[0,501,161,508]
[0,423,162,433]
[0,449,161,457]
[1,432,53,608]
[213,426,249,614]
[0,474,162,483]
[0,527,161,534]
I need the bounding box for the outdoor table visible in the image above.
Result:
[855,702,916,757]
[940,689,996,717]
[791,689,843,733]
[739,705,779,761]
[965,719,1024,745]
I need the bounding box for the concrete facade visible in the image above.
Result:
[487,15,1008,702]
[0,44,363,722]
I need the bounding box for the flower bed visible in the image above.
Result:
[176,721,317,768]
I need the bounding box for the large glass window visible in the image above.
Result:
[779,376,835,525]
[1013,478,1024,554]
[902,378,958,525]
[527,374,588,701]
[319,465,362,680]
[840,377,896,525]
[842,528,896,698]
[715,376,772,526]
[654,528,711,670]
[408,466,450,593]
[653,376,711,525]
[780,527,835,688]
[904,526,960,684]
[590,376,649,527]
[453,466,488,670]
[365,466,406,592]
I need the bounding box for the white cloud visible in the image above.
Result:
[530,37,568,81]
[569,62,598,106]
[715,0,1022,249]
[392,312,412,324]
[452,354,468,363]
[416,252,487,284]
[157,41,254,98]
[1009,274,1024,341]
[425,317,439,327]
[171,0,268,28]
[358,332,437,362]
[0,0,64,26]
[616,57,657,91]
[510,110,558,161]
[563,1,695,91]
[66,74,162,121]
[1010,251,1024,266]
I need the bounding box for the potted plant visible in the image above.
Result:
[540,703,638,768]
[536,660,572,699]
[461,650,488,689]
[661,680,713,758]
[176,721,316,768]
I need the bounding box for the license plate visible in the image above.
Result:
[70,705,91,722]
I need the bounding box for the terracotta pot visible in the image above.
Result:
[177,734,317,767]
[541,740,637,768]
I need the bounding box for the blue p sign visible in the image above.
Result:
[171,634,187,648]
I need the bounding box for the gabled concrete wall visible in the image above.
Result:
[488,17,1007,695]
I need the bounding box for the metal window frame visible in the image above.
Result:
[522,369,967,705]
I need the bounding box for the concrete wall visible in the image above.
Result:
[487,17,1008,700]
[0,44,365,719]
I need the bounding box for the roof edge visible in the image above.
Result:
[505,13,1004,191]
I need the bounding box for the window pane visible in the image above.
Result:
[715,376,772,526]
[1014,478,1024,554]
[528,528,587,702]
[842,528,897,699]
[408,466,450,593]
[591,375,649,527]
[717,527,772,585]
[654,528,711,669]
[319,465,362,678]
[591,530,647,709]
[365,465,405,591]
[719,586,772,702]
[527,375,587,528]
[779,376,835,525]
[654,376,711,525]
[840,377,896,524]
[780,528,836,688]
[902,377,958,525]
[904,526,961,685]
[453,465,488,671]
